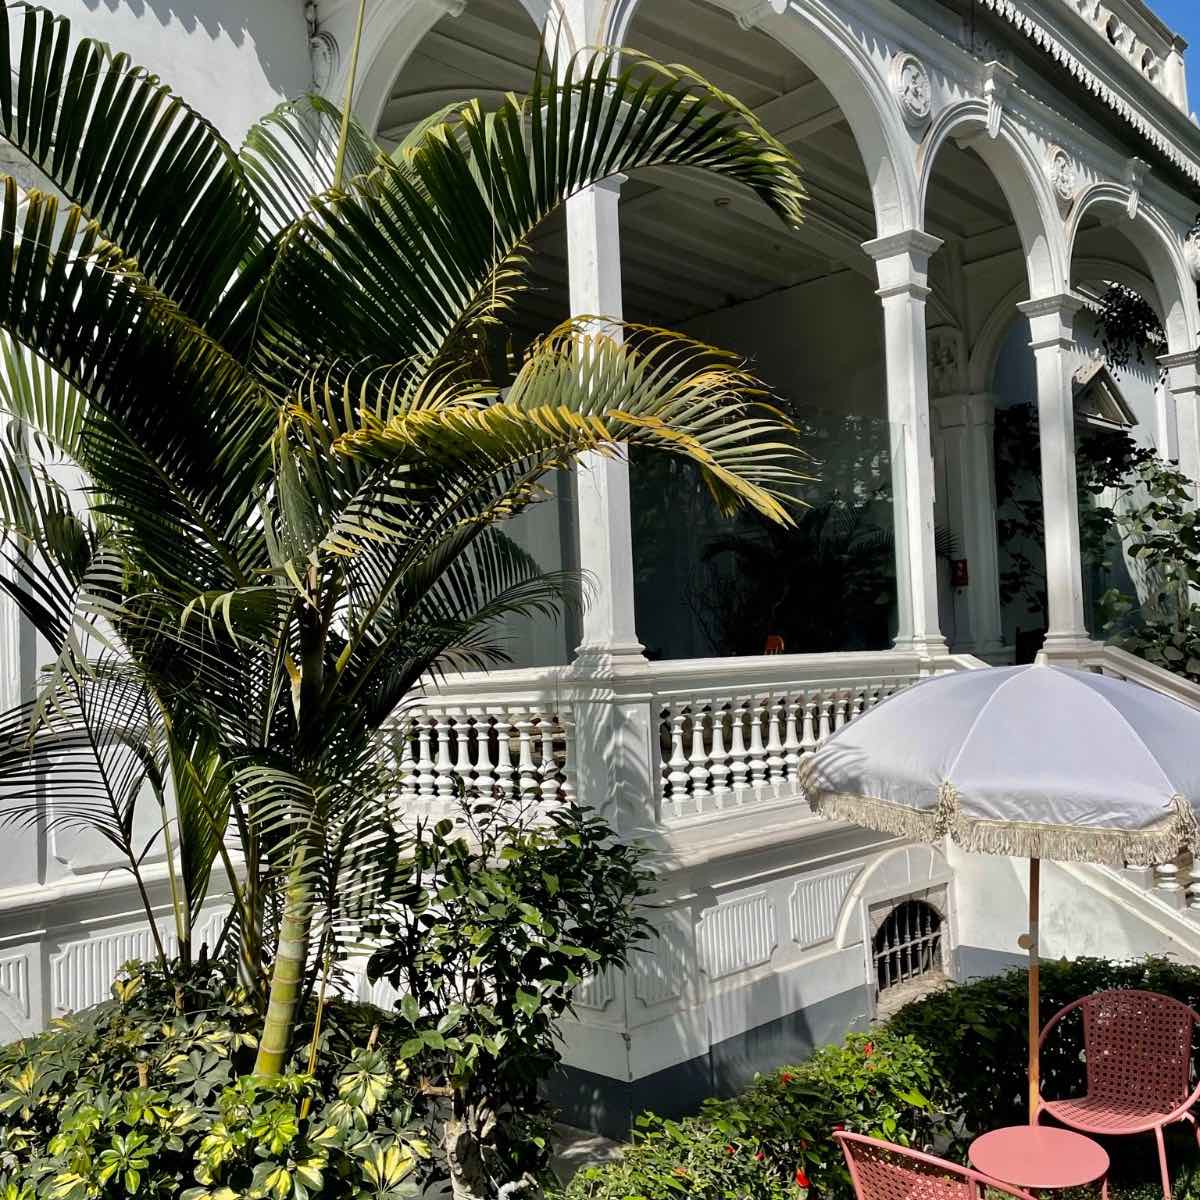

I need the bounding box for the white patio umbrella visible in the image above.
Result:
[799,662,1200,1123]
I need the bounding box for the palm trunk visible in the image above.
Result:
[253,844,312,1075]
[444,1107,490,1200]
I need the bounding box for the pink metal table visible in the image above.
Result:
[969,1125,1109,1198]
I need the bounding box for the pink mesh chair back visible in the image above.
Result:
[1077,990,1196,1114]
[836,1132,1036,1200]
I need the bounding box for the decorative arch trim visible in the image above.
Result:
[603,0,920,237]
[918,100,1069,301]
[834,843,953,949]
[1068,184,1200,353]
[346,0,569,138]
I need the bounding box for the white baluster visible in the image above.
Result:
[850,687,864,721]
[474,714,495,801]
[800,696,818,756]
[783,699,802,782]
[833,691,849,730]
[416,715,437,809]
[729,700,750,799]
[710,701,730,806]
[494,711,515,801]
[397,718,419,806]
[1155,859,1183,892]
[667,706,690,816]
[451,710,474,798]
[766,697,786,787]
[688,702,711,810]
[748,698,768,791]
[539,715,561,806]
[560,709,577,804]
[817,695,833,745]
[515,710,538,800]
[434,715,456,808]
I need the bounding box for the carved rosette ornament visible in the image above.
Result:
[1047,146,1077,210]
[891,53,932,128]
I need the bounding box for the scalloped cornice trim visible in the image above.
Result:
[977,0,1200,189]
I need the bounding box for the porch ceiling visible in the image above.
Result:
[377,0,1021,328]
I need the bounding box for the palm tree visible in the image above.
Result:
[0,4,807,1075]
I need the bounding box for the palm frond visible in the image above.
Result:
[0,2,260,322]
[249,44,804,390]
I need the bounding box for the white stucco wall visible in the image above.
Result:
[950,844,1197,974]
[40,1,312,144]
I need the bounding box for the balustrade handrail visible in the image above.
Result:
[1041,642,1200,711]
[398,648,929,709]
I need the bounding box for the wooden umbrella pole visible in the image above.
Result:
[1027,857,1041,1124]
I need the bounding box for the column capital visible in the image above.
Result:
[861,230,944,262]
[933,391,996,429]
[590,172,628,197]
[1158,348,1200,375]
[863,231,943,301]
[1017,292,1087,350]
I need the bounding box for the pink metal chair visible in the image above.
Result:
[1037,989,1200,1200]
[836,1131,1037,1200]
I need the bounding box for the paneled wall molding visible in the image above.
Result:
[789,866,863,949]
[697,891,777,979]
[0,955,29,1018]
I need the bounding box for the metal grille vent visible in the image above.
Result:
[871,898,942,993]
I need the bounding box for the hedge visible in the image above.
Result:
[556,957,1200,1200]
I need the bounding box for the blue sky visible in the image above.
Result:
[1149,0,1200,101]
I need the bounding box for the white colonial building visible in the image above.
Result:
[4,0,1200,1135]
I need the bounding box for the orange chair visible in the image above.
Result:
[1037,989,1200,1200]
[764,634,784,654]
[836,1131,1037,1200]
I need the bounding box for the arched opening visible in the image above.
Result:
[621,0,899,661]
[372,0,578,668]
[919,115,1065,661]
[1063,201,1199,649]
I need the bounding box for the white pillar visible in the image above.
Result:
[566,176,645,662]
[863,231,947,658]
[933,393,1004,655]
[563,175,658,835]
[1017,294,1090,652]
[1159,350,1200,493]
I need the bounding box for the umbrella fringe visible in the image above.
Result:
[808,791,946,842]
[809,788,1198,868]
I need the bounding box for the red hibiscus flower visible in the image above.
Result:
[863,1041,874,1056]
[780,1072,794,1084]
[726,1144,737,1156]
[833,1124,845,1132]
[795,1168,811,1188]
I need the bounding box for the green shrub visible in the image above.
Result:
[888,955,1200,1138]
[366,800,652,1198]
[559,957,1200,1199]
[565,1113,795,1200]
[558,1031,951,1200]
[0,957,434,1199]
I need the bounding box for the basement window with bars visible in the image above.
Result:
[871,897,945,1010]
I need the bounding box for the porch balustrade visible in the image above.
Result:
[381,650,966,828]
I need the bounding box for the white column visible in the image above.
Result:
[564,175,658,834]
[863,231,947,658]
[566,176,645,661]
[1159,350,1200,492]
[933,393,1004,655]
[1017,294,1090,652]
